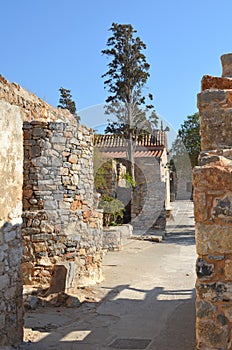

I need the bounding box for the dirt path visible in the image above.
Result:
[21,200,196,350]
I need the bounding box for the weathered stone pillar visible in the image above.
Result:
[194,54,232,349]
[0,100,24,346]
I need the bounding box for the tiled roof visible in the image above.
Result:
[99,149,164,158]
[94,132,167,148]
[94,132,167,159]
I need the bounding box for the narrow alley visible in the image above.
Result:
[21,200,196,350]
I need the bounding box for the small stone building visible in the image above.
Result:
[94,133,170,233]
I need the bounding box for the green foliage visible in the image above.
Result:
[102,23,151,105]
[122,172,137,187]
[99,195,125,226]
[171,113,200,169]
[104,105,158,139]
[58,87,80,122]
[94,160,113,195]
[102,22,158,180]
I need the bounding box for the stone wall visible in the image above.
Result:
[194,54,232,349]
[0,100,24,346]
[0,75,103,289]
[103,224,132,251]
[22,121,103,287]
[131,157,166,232]
[0,75,75,124]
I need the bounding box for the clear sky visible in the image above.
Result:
[1,0,231,133]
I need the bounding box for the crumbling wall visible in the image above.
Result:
[0,75,103,289]
[194,54,232,349]
[0,100,24,346]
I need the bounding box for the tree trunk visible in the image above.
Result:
[127,103,135,182]
[127,134,135,182]
[127,133,135,223]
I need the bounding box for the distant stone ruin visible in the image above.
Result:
[194,54,232,349]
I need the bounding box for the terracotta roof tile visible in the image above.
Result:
[100,149,164,158]
[94,132,167,148]
[94,133,167,159]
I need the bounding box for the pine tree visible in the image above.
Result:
[102,23,158,181]
[58,87,80,122]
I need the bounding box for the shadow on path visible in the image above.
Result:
[21,284,195,350]
[21,199,196,350]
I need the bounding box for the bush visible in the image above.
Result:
[99,195,125,226]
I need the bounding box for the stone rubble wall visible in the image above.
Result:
[0,75,103,290]
[0,75,75,124]
[194,54,232,349]
[103,224,133,251]
[22,121,103,287]
[0,100,24,346]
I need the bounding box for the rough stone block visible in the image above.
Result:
[43,200,58,210]
[0,274,10,291]
[201,74,232,91]
[196,320,229,349]
[196,223,232,255]
[196,281,232,302]
[51,136,66,144]
[68,154,78,164]
[193,165,232,194]
[47,262,76,294]
[198,108,232,150]
[196,300,217,319]
[221,53,232,77]
[196,258,215,280]
[3,229,16,243]
[223,306,232,322]
[225,259,232,281]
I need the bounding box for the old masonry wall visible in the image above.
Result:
[194,54,232,349]
[0,100,24,346]
[0,76,103,345]
[22,120,103,287]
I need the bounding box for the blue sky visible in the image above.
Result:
[1,0,231,134]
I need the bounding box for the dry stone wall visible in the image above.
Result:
[22,121,103,287]
[0,75,103,289]
[0,100,24,346]
[0,75,75,124]
[194,54,232,350]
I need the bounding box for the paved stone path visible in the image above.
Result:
[21,200,196,350]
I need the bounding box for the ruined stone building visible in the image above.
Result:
[4,52,232,349]
[194,54,232,349]
[94,133,170,233]
[0,76,103,346]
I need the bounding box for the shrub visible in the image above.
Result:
[99,195,125,226]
